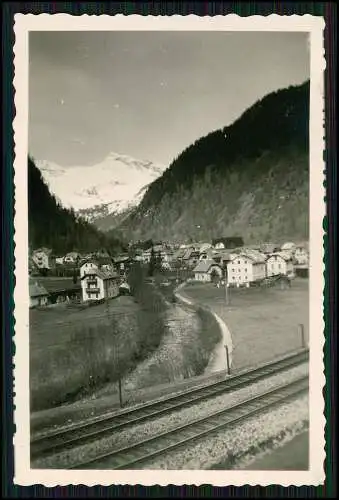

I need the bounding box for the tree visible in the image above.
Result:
[210,268,220,285]
[148,247,156,277]
[72,268,78,285]
[155,251,162,272]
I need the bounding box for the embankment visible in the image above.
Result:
[111,282,225,394]
[174,282,234,373]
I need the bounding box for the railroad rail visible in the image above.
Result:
[31,348,308,460]
[71,375,308,470]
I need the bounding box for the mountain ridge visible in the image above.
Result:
[35,152,166,222]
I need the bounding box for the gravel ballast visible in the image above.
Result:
[145,394,309,469]
[32,363,308,469]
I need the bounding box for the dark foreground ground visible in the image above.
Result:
[243,431,309,470]
[212,431,309,470]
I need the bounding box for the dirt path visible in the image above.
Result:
[174,283,234,373]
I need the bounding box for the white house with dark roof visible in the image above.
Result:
[80,260,99,279]
[81,269,120,302]
[193,259,223,282]
[227,250,266,286]
[266,251,295,278]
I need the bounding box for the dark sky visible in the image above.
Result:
[29,31,309,167]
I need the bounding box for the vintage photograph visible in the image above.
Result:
[13,14,325,486]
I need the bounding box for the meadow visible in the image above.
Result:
[182,277,309,371]
[30,288,167,412]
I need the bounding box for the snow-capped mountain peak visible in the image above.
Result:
[35,152,166,223]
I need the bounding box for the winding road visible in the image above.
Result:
[174,282,234,373]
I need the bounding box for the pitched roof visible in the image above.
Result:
[29,278,49,298]
[82,269,119,281]
[213,251,233,261]
[281,242,296,250]
[231,249,267,263]
[199,248,215,257]
[182,248,194,260]
[172,248,186,260]
[268,251,293,262]
[193,259,221,273]
[33,247,53,255]
[260,243,279,253]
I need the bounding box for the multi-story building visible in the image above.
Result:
[227,250,266,286]
[80,269,120,302]
[266,251,295,278]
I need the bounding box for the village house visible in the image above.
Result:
[39,277,82,304]
[280,241,296,252]
[32,248,56,271]
[294,245,309,266]
[266,251,295,278]
[260,243,280,254]
[212,251,234,269]
[28,254,38,275]
[29,278,49,308]
[227,249,266,286]
[80,260,99,278]
[193,259,223,282]
[81,269,120,302]
[198,248,216,261]
[114,255,133,275]
[172,248,187,262]
[63,251,81,265]
[212,237,244,250]
[187,250,200,268]
[141,245,173,265]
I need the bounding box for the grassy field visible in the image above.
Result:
[30,291,167,412]
[182,278,309,371]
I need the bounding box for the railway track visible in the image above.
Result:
[71,375,308,470]
[31,348,308,460]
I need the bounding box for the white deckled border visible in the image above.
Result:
[13,13,326,487]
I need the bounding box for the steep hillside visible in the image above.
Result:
[121,81,310,243]
[28,156,126,254]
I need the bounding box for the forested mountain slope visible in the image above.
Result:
[120,81,310,244]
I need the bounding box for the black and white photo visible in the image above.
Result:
[13,13,325,486]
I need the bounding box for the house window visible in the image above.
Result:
[278,264,281,269]
[232,277,235,280]
[237,260,240,264]
[245,268,247,272]
[95,293,98,298]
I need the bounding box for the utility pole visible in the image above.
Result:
[116,338,123,408]
[224,265,229,306]
[299,323,306,348]
[225,345,231,375]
